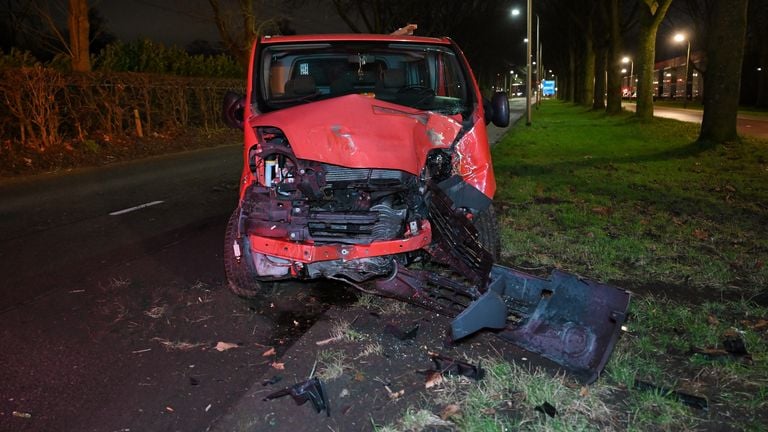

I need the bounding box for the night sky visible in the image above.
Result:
[97,0,348,46]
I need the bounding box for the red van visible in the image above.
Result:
[222,33,628,384]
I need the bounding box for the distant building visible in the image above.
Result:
[622,51,704,101]
[653,52,704,101]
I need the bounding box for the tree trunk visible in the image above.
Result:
[635,0,673,121]
[698,0,748,143]
[593,46,607,110]
[605,0,623,114]
[580,20,595,106]
[567,44,576,102]
[68,0,90,72]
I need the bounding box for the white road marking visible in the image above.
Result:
[109,200,165,216]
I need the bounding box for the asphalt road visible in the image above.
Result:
[0,112,519,431]
[0,145,282,432]
[623,103,768,139]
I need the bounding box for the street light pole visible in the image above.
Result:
[674,33,691,108]
[535,13,540,108]
[526,0,532,125]
[682,40,691,108]
[622,56,633,99]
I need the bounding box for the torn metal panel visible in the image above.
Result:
[487,266,630,384]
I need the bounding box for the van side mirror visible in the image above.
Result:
[490,91,509,127]
[222,91,245,129]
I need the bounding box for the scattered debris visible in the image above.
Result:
[205,403,212,412]
[440,404,461,420]
[375,377,404,400]
[214,341,240,352]
[722,330,749,356]
[384,322,420,340]
[534,401,557,418]
[411,410,454,428]
[429,352,484,380]
[690,330,752,363]
[692,228,709,240]
[743,318,768,331]
[144,305,167,319]
[590,206,613,216]
[12,411,31,419]
[634,380,709,411]
[263,377,330,416]
[68,289,85,294]
[316,335,343,346]
[385,386,405,400]
[339,388,350,398]
[424,370,444,389]
[316,318,362,346]
[131,348,152,354]
[271,362,285,370]
[262,347,276,357]
[165,406,175,413]
[153,338,205,351]
[262,375,283,386]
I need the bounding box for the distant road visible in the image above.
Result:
[486,97,526,146]
[623,103,768,140]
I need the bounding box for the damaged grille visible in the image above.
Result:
[323,164,406,185]
[308,204,406,243]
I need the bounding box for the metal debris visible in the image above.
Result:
[263,377,330,416]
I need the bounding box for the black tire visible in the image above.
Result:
[224,208,265,298]
[474,203,501,261]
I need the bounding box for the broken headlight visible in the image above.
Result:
[425,149,453,182]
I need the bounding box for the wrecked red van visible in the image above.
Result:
[223,34,629,384]
[223,34,508,295]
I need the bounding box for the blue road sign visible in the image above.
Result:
[542,80,555,96]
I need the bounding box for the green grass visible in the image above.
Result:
[493,101,768,294]
[377,101,768,431]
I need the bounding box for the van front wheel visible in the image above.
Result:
[223,208,265,298]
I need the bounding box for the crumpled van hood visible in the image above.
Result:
[250,95,463,175]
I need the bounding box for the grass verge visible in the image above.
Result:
[376,101,768,431]
[493,101,768,294]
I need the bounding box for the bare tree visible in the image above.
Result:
[634,0,673,121]
[67,0,89,72]
[208,0,282,67]
[698,0,748,143]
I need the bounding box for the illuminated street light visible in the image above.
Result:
[674,33,691,108]
[622,56,634,99]
[511,4,533,125]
